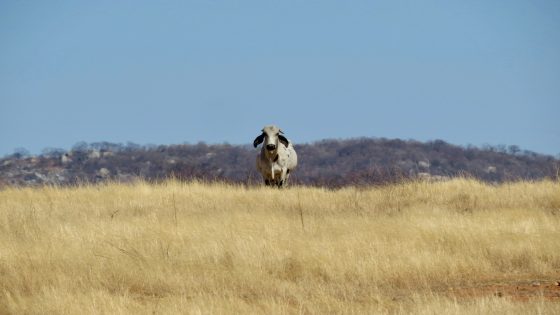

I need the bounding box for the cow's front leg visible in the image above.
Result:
[278,168,288,188]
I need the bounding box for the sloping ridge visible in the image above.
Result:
[1,138,558,187]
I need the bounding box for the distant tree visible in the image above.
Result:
[145,144,158,150]
[125,142,143,151]
[430,140,448,152]
[90,142,123,152]
[495,144,507,153]
[72,141,89,152]
[41,147,65,157]
[482,144,495,152]
[507,145,521,155]
[12,147,31,159]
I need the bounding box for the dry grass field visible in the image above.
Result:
[1,178,560,314]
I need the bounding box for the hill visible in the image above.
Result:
[1,138,558,187]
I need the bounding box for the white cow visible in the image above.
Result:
[253,125,298,187]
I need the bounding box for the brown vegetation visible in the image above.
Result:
[1,179,559,314]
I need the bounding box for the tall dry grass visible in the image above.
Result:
[0,178,559,314]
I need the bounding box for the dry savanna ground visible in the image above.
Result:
[1,179,560,314]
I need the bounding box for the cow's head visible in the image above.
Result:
[253,125,289,153]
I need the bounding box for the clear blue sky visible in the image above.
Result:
[1,0,559,156]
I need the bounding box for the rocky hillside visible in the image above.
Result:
[1,139,558,188]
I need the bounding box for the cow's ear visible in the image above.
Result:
[253,133,265,148]
[278,134,290,147]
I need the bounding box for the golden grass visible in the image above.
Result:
[1,178,559,314]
